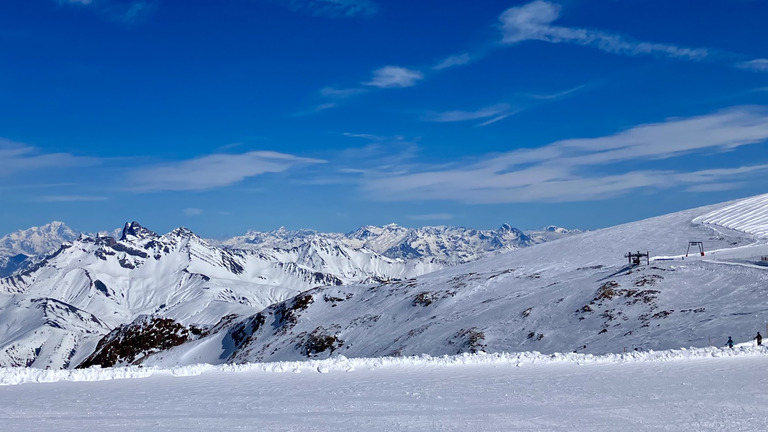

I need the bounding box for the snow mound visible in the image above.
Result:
[693,193,768,238]
[2,345,765,386]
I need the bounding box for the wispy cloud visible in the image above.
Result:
[57,0,156,23]
[684,182,746,193]
[528,84,587,100]
[342,132,388,141]
[425,104,512,123]
[737,59,768,72]
[183,208,203,216]
[34,195,108,202]
[275,0,378,18]
[361,106,768,203]
[320,87,367,98]
[363,66,424,88]
[127,151,325,192]
[0,139,100,175]
[499,1,708,60]
[424,84,586,127]
[334,133,420,175]
[433,53,472,70]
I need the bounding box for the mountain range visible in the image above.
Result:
[0,220,565,368]
[1,193,767,369]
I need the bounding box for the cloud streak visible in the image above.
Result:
[361,106,768,203]
[738,59,768,72]
[127,151,325,192]
[363,66,424,88]
[499,1,708,60]
[425,104,513,123]
[0,139,100,175]
[276,0,378,18]
[34,195,108,202]
[433,53,472,71]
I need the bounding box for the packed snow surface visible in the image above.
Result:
[0,347,767,431]
[693,193,768,238]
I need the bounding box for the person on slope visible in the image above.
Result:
[726,336,734,349]
[755,332,763,346]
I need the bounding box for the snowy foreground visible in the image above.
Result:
[1,346,767,431]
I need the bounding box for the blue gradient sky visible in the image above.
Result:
[1,0,767,237]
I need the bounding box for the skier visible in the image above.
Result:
[756,332,763,346]
[726,336,734,349]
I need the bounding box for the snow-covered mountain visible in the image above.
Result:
[3,220,539,368]
[7,193,768,370]
[218,223,561,264]
[138,193,768,367]
[0,222,80,277]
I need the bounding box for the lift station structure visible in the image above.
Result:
[686,241,705,257]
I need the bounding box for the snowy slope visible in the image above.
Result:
[1,348,767,431]
[143,193,768,366]
[693,193,768,238]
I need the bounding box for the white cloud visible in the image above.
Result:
[279,0,378,18]
[425,104,512,123]
[737,59,768,72]
[320,87,367,98]
[183,208,203,216]
[0,139,99,175]
[360,106,768,203]
[61,0,94,4]
[434,54,472,70]
[363,66,424,88]
[499,1,707,60]
[127,151,325,192]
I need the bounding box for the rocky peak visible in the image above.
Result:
[120,222,158,241]
[498,223,514,232]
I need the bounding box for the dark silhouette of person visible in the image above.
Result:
[727,336,734,349]
[756,332,763,346]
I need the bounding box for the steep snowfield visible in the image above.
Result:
[1,348,767,431]
[693,193,768,238]
[143,193,768,366]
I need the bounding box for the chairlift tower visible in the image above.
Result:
[686,241,704,257]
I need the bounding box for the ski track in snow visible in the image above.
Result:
[0,347,767,431]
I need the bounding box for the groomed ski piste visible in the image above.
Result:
[1,345,767,431]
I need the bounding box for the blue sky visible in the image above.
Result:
[1,0,767,237]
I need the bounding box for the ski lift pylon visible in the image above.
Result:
[686,241,704,257]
